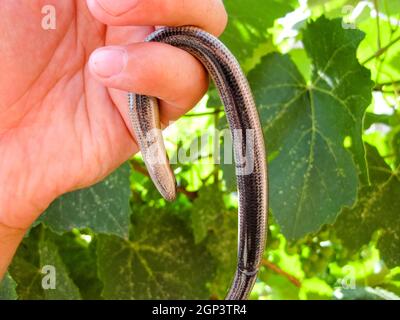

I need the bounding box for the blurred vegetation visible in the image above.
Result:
[1,0,400,300]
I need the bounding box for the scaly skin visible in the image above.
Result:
[129,27,268,300]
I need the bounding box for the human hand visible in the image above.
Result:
[0,0,227,230]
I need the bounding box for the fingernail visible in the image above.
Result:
[96,0,139,16]
[89,47,127,78]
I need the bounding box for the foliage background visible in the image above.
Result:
[1,0,400,300]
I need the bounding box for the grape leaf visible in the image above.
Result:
[191,185,226,243]
[0,273,17,300]
[234,17,372,240]
[335,145,400,267]
[40,163,131,238]
[38,237,81,299]
[189,185,238,297]
[9,226,81,300]
[221,0,295,64]
[52,231,103,300]
[97,207,215,299]
[206,211,239,299]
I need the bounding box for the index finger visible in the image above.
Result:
[86,0,228,36]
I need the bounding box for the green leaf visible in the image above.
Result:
[289,49,312,83]
[221,0,295,64]
[191,185,226,243]
[244,17,373,239]
[335,145,400,267]
[38,237,81,299]
[299,278,333,300]
[0,273,17,300]
[188,185,238,298]
[379,0,400,14]
[52,231,103,300]
[392,128,400,167]
[97,207,215,299]
[259,272,300,300]
[206,211,238,299]
[364,112,393,129]
[41,163,131,238]
[9,226,81,300]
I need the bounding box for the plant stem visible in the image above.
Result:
[183,110,224,117]
[374,80,400,91]
[362,35,400,65]
[261,259,302,288]
[373,0,381,49]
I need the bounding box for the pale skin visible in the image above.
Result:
[0,0,227,280]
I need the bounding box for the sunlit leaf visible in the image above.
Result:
[244,17,372,239]
[299,278,333,300]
